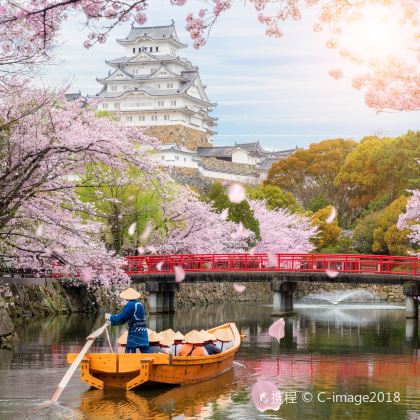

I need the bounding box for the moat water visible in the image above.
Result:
[0,301,418,419]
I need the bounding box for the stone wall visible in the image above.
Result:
[176,282,271,306]
[146,125,211,150]
[295,282,404,302]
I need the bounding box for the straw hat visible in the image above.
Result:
[200,330,216,342]
[148,331,164,343]
[159,337,174,346]
[160,329,175,339]
[119,287,141,300]
[184,330,206,345]
[215,328,234,342]
[173,331,184,341]
[117,330,128,345]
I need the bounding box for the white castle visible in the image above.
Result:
[91,21,217,143]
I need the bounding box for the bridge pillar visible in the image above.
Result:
[145,282,179,314]
[271,280,296,316]
[403,282,419,319]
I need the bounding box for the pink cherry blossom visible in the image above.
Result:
[233,283,246,293]
[227,183,246,203]
[156,261,164,271]
[266,252,277,268]
[326,207,337,224]
[268,318,285,342]
[174,265,185,282]
[326,269,339,278]
[251,380,281,412]
[128,222,137,236]
[397,189,420,246]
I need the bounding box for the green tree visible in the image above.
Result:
[352,211,382,254]
[246,184,302,213]
[207,182,260,241]
[78,164,164,254]
[265,138,357,225]
[335,131,420,214]
[372,195,412,255]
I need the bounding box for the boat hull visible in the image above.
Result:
[68,322,240,390]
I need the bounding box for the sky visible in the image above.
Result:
[41,0,419,151]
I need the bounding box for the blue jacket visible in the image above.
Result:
[110,300,149,348]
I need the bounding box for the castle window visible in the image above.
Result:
[138,47,141,52]
[151,115,158,121]
[133,48,135,53]
[114,103,120,109]
[170,100,177,106]
[167,83,173,88]
[157,100,164,107]
[157,84,161,89]
[156,47,159,52]
[102,103,108,109]
[184,158,186,162]
[150,47,153,52]
[126,116,132,122]
[110,85,117,91]
[139,116,145,121]
[164,115,169,120]
[161,156,165,160]
[175,155,179,160]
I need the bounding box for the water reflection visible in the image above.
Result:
[0,302,418,419]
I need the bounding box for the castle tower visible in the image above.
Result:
[91,21,217,149]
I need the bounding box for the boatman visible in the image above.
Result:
[105,287,150,354]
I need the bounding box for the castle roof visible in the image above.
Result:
[106,53,193,68]
[117,22,187,48]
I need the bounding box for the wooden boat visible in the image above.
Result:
[67,322,241,390]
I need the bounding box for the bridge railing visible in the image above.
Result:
[124,253,419,276]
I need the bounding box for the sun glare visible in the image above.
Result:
[342,5,404,58]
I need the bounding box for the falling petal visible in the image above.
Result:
[220,208,229,220]
[233,283,246,293]
[81,267,93,283]
[268,318,285,342]
[251,380,281,412]
[140,221,153,241]
[137,246,145,254]
[174,266,185,283]
[249,247,256,256]
[128,222,136,236]
[128,195,135,202]
[156,261,164,271]
[267,252,277,268]
[326,269,339,278]
[326,207,337,224]
[146,245,157,253]
[227,183,246,203]
[36,225,43,236]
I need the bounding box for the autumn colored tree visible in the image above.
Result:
[335,131,420,214]
[310,206,341,251]
[372,196,412,255]
[246,184,302,213]
[266,138,356,224]
[352,211,382,254]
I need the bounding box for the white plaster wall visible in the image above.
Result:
[152,150,198,168]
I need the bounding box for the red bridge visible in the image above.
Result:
[125,253,419,277]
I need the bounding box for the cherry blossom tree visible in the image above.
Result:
[0,84,157,296]
[1,0,418,110]
[152,185,253,254]
[249,199,317,253]
[397,190,420,246]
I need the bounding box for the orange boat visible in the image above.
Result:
[67,322,241,390]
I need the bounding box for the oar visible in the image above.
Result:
[105,325,114,353]
[49,321,111,403]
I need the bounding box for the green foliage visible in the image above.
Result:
[246,184,302,213]
[207,182,260,241]
[78,164,163,254]
[308,195,330,213]
[372,195,411,255]
[352,211,382,254]
[335,131,420,213]
[310,206,341,251]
